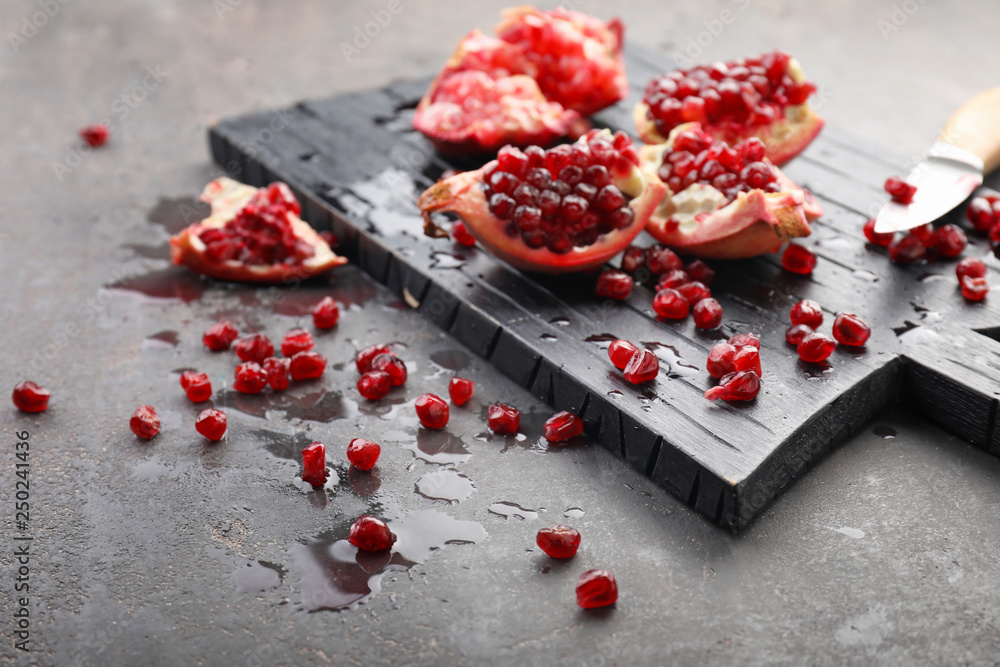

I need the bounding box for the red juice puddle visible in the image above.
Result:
[214,387,355,423]
[640,341,700,377]
[143,330,179,349]
[105,268,208,304]
[584,333,618,343]
[402,429,471,465]
[230,560,286,594]
[148,196,209,234]
[414,469,475,503]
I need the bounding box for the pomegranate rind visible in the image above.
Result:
[169,178,346,284]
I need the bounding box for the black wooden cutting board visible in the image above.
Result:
[208,45,1000,531]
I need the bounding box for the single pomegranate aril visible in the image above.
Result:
[620,245,645,273]
[487,403,521,435]
[967,196,998,231]
[704,370,761,402]
[888,234,926,264]
[790,299,823,328]
[12,381,49,413]
[544,411,583,443]
[234,362,268,394]
[576,569,618,609]
[349,515,396,552]
[646,245,682,274]
[235,333,274,364]
[180,371,212,403]
[797,332,837,363]
[263,357,290,391]
[961,275,989,301]
[863,218,894,247]
[415,393,450,429]
[289,351,326,380]
[693,298,723,329]
[956,257,987,281]
[677,281,711,305]
[595,270,633,300]
[910,223,936,248]
[623,349,659,384]
[357,371,391,401]
[195,409,227,442]
[449,377,475,405]
[652,288,689,319]
[934,224,967,258]
[728,332,760,349]
[685,260,715,285]
[832,313,871,347]
[80,124,109,147]
[203,320,239,351]
[280,328,314,357]
[884,176,916,204]
[371,353,407,386]
[733,346,762,377]
[782,244,816,274]
[657,269,690,290]
[311,296,340,329]
[706,342,736,378]
[301,442,328,486]
[607,339,638,369]
[452,221,477,247]
[536,525,581,559]
[785,324,813,346]
[347,438,381,471]
[356,344,392,373]
[130,405,160,440]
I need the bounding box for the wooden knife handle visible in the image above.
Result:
[940,87,1000,174]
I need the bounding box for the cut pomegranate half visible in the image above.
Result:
[419,129,666,273]
[635,50,824,165]
[640,123,822,259]
[170,178,346,283]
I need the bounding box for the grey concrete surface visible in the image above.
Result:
[2,1,1000,665]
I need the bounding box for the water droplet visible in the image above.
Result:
[143,330,179,349]
[585,333,619,343]
[400,430,471,465]
[540,333,557,342]
[415,469,475,503]
[640,341,700,377]
[563,508,585,518]
[852,269,878,282]
[488,502,539,521]
[873,426,897,439]
[607,390,623,398]
[549,317,570,327]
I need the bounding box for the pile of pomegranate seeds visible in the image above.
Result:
[657,131,779,201]
[371,353,407,386]
[544,411,583,443]
[348,515,396,552]
[311,296,340,329]
[594,269,633,300]
[705,333,762,402]
[195,409,227,442]
[280,328,314,357]
[487,403,521,434]
[415,393,450,429]
[832,313,871,347]
[782,244,816,275]
[785,298,870,361]
[966,194,1000,232]
[80,124,109,147]
[956,257,989,301]
[347,438,381,471]
[234,362,268,394]
[203,320,239,351]
[884,176,917,204]
[179,371,212,403]
[482,133,640,253]
[12,381,49,413]
[576,569,618,609]
[130,405,160,440]
[451,221,476,247]
[448,377,474,405]
[300,442,328,486]
[354,344,405,400]
[235,333,274,364]
[356,344,392,373]
[536,525,581,559]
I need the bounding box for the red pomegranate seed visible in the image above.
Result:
[357,371,391,400]
[451,221,477,247]
[728,333,760,349]
[704,370,761,402]
[536,525,581,559]
[832,313,871,347]
[789,299,823,328]
[934,224,967,258]
[652,288,690,319]
[989,223,1000,246]
[595,270,633,300]
[646,245,682,274]
[203,320,239,351]
[179,371,212,403]
[347,438,381,471]
[677,281,711,305]
[733,346,762,377]
[130,405,160,440]
[967,197,997,231]
[888,234,926,264]
[863,218,894,247]
[607,339,638,369]
[961,275,989,301]
[281,328,314,357]
[289,351,326,380]
[797,332,837,363]
[195,408,227,442]
[487,403,521,434]
[301,442,328,486]
[349,516,396,551]
[544,411,583,443]
[80,124,109,147]
[263,357,290,391]
[884,176,916,204]
[706,342,736,378]
[956,257,987,281]
[576,569,617,609]
[785,324,814,346]
[448,377,474,405]
[235,333,274,364]
[782,244,816,274]
[623,349,659,384]
[371,353,407,386]
[234,362,268,394]
[311,296,340,329]
[657,269,690,290]
[685,260,715,285]
[693,298,723,329]
[415,393,449,429]
[620,246,645,273]
[12,381,49,413]
[356,344,392,373]
[910,223,936,248]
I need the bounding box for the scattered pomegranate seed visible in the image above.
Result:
[652,288,690,319]
[487,403,521,434]
[961,275,989,301]
[607,339,638,369]
[888,234,926,264]
[80,124,109,147]
[733,346,762,377]
[195,409,227,442]
[356,344,392,373]
[797,332,837,363]
[349,516,397,551]
[623,349,659,384]
[934,224,967,258]
[576,569,617,609]
[311,296,340,329]
[448,377,474,405]
[130,405,160,440]
[704,370,760,402]
[595,270,633,300]
[966,196,998,231]
[657,269,690,290]
[536,525,581,559]
[415,393,450,429]
[782,244,816,274]
[677,281,711,305]
[910,223,935,248]
[692,298,723,329]
[645,245,682,275]
[179,371,212,403]
[544,411,583,443]
[347,438,381,471]
[728,333,760,349]
[956,257,987,281]
[357,371,391,400]
[280,328,315,357]
[863,218,894,247]
[371,353,407,386]
[235,333,274,364]
[884,176,916,204]
[263,357,290,391]
[289,351,327,380]
[234,362,268,394]
[203,321,239,351]
[451,221,477,247]
[785,324,813,346]
[706,342,736,378]
[789,299,823,328]
[832,313,871,347]
[620,246,645,273]
[685,260,715,285]
[12,381,49,413]
[301,442,328,486]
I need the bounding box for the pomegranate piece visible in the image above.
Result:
[487,403,521,434]
[607,339,638,370]
[451,221,477,247]
[347,438,381,471]
[576,569,618,609]
[785,324,814,346]
[704,370,761,402]
[782,244,816,274]
[733,346,762,377]
[797,332,837,363]
[301,442,328,486]
[910,223,936,248]
[311,296,340,329]
[685,259,715,284]
[195,409,227,442]
[934,224,967,258]
[289,351,327,380]
[789,299,823,328]
[263,357,290,391]
[966,196,999,231]
[728,332,760,349]
[80,124,109,147]
[652,288,689,319]
[356,344,393,374]
[595,270,633,300]
[677,281,711,305]
[645,245,683,274]
[280,328,314,357]
[888,234,926,264]
[657,269,691,290]
[544,411,583,443]
[620,245,645,273]
[235,333,274,364]
[349,515,397,552]
[234,362,268,394]
[956,257,987,281]
[623,349,659,384]
[449,377,475,405]
[832,313,871,347]
[706,342,736,379]
[203,320,239,351]
[536,525,581,559]
[961,275,989,301]
[130,405,160,440]
[884,176,916,205]
[863,218,894,247]
[357,371,392,401]
[12,381,49,413]
[415,393,450,429]
[371,353,407,387]
[179,371,212,403]
[692,298,723,329]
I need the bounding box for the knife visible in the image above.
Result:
[873,87,1000,234]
